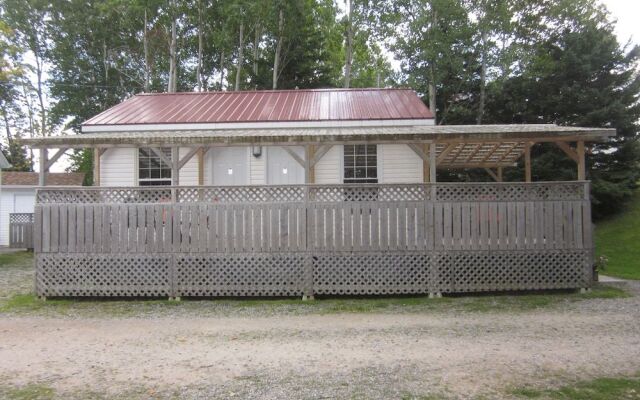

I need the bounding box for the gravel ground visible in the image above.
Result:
[1,255,639,399]
[0,281,639,399]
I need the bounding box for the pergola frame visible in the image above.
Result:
[23,124,613,186]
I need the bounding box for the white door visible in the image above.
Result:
[14,193,35,213]
[267,146,305,185]
[211,147,248,186]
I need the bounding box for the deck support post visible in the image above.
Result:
[38,148,48,186]
[423,143,431,183]
[304,145,314,184]
[497,166,503,182]
[524,142,532,182]
[197,148,205,185]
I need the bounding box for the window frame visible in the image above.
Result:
[138,147,173,186]
[343,144,378,184]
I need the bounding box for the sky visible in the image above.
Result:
[40,0,640,172]
[602,0,639,48]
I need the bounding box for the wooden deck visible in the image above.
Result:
[33,182,593,298]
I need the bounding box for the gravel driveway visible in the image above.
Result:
[1,282,640,399]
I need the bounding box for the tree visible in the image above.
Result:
[484,1,640,218]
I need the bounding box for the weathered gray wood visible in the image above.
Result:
[33,182,595,297]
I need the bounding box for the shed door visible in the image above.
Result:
[211,147,248,186]
[267,146,305,185]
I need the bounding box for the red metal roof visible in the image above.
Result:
[83,88,433,126]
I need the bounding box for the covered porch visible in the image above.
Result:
[22,124,614,298]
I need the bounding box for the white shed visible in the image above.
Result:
[0,172,85,246]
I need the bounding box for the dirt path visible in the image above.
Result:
[1,286,640,399]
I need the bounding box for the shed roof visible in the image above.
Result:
[1,172,85,186]
[83,88,434,128]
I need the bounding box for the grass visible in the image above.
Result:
[0,251,34,267]
[0,283,627,317]
[595,189,640,279]
[511,374,640,399]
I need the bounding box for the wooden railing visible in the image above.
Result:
[33,182,593,298]
[9,213,34,249]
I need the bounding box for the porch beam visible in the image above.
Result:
[524,142,532,182]
[555,141,579,163]
[464,143,483,163]
[44,147,69,170]
[496,142,520,164]
[436,143,456,165]
[310,145,332,167]
[150,147,173,169]
[283,146,306,168]
[408,143,429,162]
[177,147,201,170]
[480,143,500,163]
[484,168,499,182]
[38,148,48,186]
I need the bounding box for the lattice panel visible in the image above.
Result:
[37,188,173,204]
[309,185,430,202]
[37,183,588,204]
[9,213,34,223]
[178,186,306,203]
[437,250,590,293]
[313,252,432,295]
[435,182,586,201]
[36,254,171,297]
[175,254,307,296]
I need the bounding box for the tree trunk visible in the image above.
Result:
[2,106,13,144]
[343,0,353,88]
[168,16,178,92]
[235,21,244,91]
[428,6,437,124]
[477,33,487,124]
[34,48,46,137]
[219,50,225,89]
[144,9,150,92]
[253,22,260,77]
[272,8,284,90]
[196,0,204,92]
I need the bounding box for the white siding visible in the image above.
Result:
[249,147,266,184]
[315,145,342,184]
[0,188,36,246]
[379,144,423,183]
[100,148,135,186]
[178,147,198,186]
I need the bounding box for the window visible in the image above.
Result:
[138,147,172,186]
[344,144,378,183]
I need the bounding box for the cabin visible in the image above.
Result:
[21,88,615,299]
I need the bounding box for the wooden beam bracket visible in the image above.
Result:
[310,145,332,167]
[283,146,306,168]
[555,141,579,163]
[44,147,69,170]
[150,147,173,169]
[178,147,202,170]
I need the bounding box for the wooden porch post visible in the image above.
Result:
[171,147,180,186]
[93,148,101,186]
[304,145,313,184]
[423,143,430,183]
[497,166,503,182]
[524,142,532,183]
[197,148,205,185]
[38,148,48,186]
[577,140,585,180]
[429,142,437,183]
[308,145,316,184]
